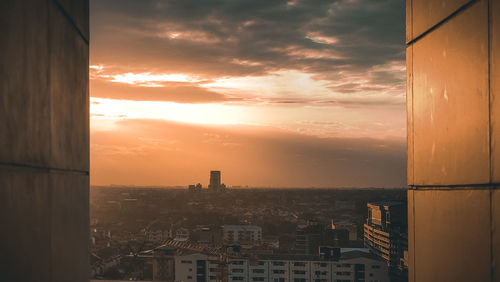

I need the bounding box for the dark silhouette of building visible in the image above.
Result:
[209,170,221,190]
[209,170,226,192]
[407,0,499,281]
[363,201,407,278]
[189,183,203,192]
[0,1,89,281]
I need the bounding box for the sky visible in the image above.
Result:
[89,0,407,188]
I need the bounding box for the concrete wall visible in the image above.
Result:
[0,0,89,281]
[406,0,499,281]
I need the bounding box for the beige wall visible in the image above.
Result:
[407,0,499,281]
[0,0,89,281]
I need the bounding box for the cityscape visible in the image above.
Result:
[90,171,408,281]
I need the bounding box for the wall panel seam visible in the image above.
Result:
[0,162,89,175]
[410,185,497,190]
[52,0,89,45]
[406,0,478,46]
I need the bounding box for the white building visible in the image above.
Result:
[223,225,262,245]
[175,252,221,282]
[175,251,388,282]
[175,228,190,242]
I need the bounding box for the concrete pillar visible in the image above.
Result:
[406,0,499,281]
[0,0,89,281]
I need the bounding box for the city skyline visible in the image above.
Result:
[89,0,406,187]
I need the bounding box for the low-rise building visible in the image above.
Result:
[146,222,173,243]
[175,228,190,242]
[223,225,262,245]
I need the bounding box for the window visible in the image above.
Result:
[252,278,265,281]
[232,268,244,273]
[293,262,306,267]
[293,270,306,275]
[232,277,244,281]
[273,270,285,274]
[182,260,193,264]
[252,269,265,273]
[272,261,285,266]
[232,261,245,265]
[294,279,307,282]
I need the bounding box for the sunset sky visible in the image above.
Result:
[89,0,406,188]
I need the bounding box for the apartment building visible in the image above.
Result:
[175,251,388,282]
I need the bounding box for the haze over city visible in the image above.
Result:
[89,0,406,188]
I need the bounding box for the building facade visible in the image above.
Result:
[0,1,89,281]
[223,225,263,245]
[407,0,499,281]
[176,251,388,282]
[363,201,407,268]
[175,252,224,282]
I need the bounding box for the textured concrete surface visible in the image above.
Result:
[406,45,414,185]
[0,0,89,281]
[0,0,51,167]
[407,0,498,281]
[413,189,491,282]
[49,3,89,171]
[493,190,500,282]
[412,0,489,186]
[491,0,500,182]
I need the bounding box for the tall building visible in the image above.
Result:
[209,170,226,192]
[363,201,407,277]
[209,170,221,190]
[406,0,499,280]
[1,1,89,281]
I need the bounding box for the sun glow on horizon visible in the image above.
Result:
[90,97,253,127]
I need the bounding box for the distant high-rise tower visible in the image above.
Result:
[209,170,221,191]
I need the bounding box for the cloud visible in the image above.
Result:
[90,119,406,187]
[90,0,405,95]
[91,78,235,103]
